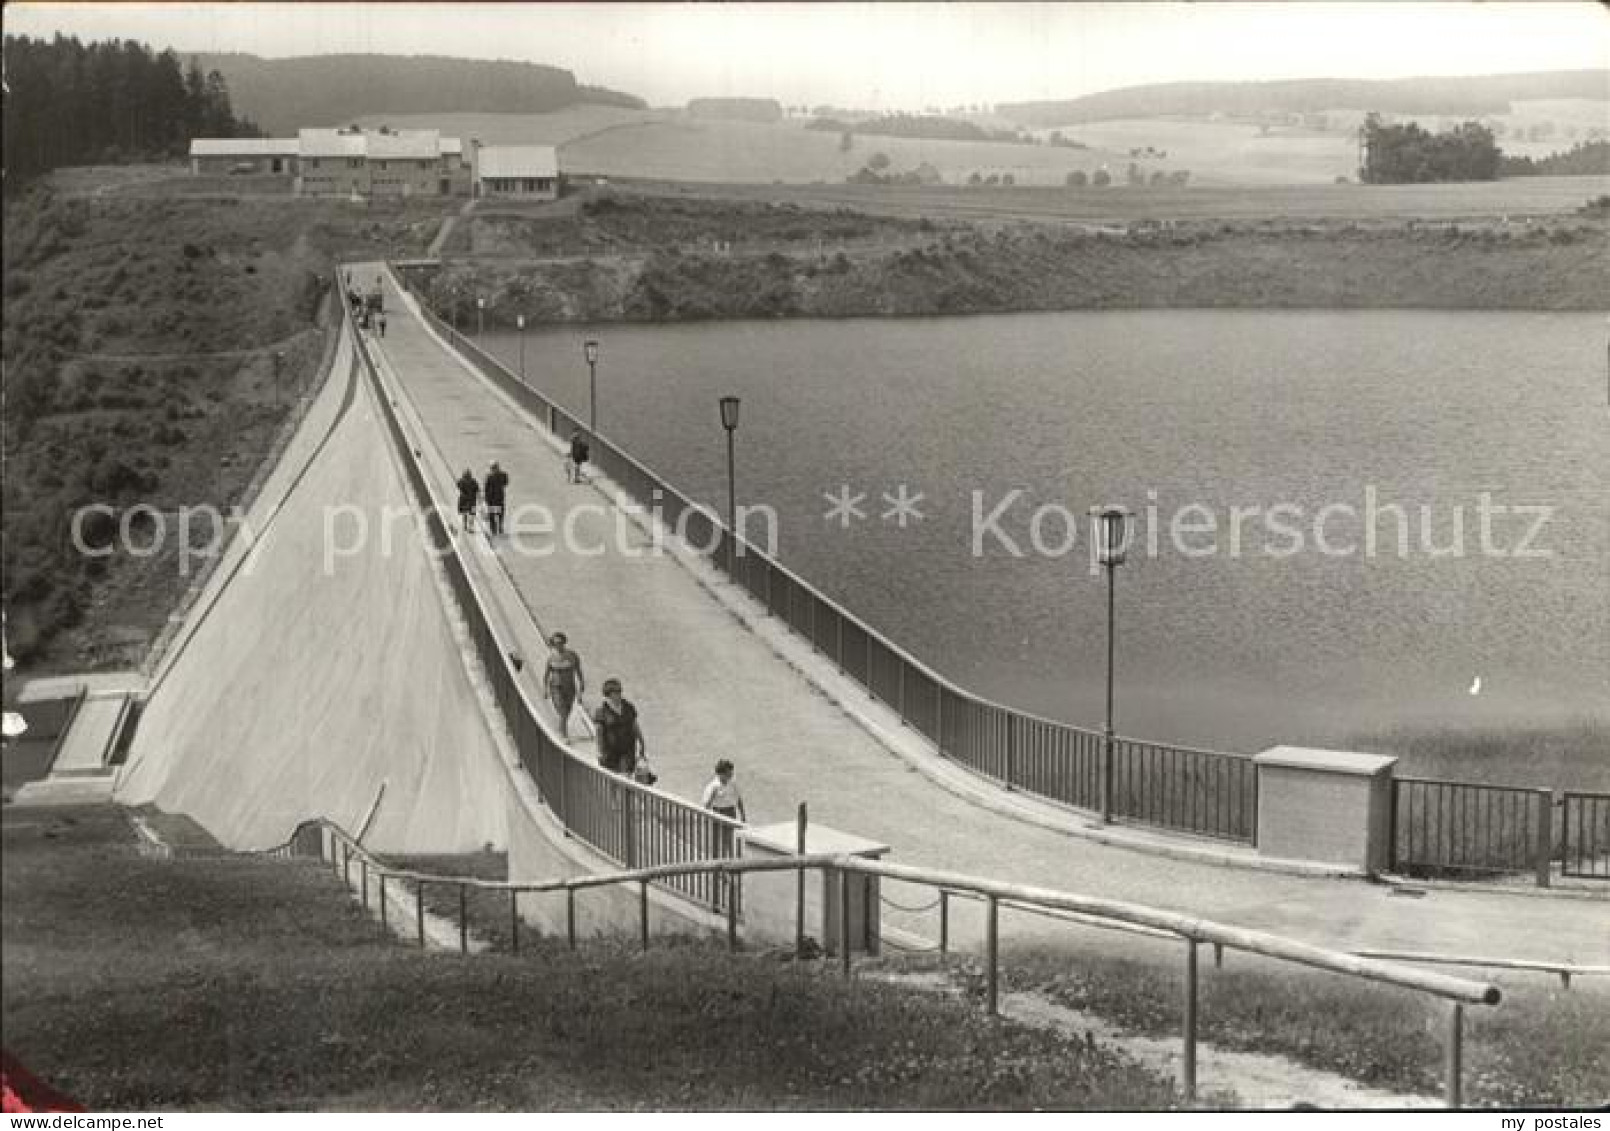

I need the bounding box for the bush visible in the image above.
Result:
[1066,170,1088,188]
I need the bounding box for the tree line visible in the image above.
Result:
[1498,139,1610,178]
[3,34,261,187]
[1359,113,1502,183]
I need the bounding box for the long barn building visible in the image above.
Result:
[189,127,559,200]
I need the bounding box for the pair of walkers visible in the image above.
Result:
[542,634,745,822]
[455,462,509,534]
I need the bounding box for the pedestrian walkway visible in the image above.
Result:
[365,264,1608,969]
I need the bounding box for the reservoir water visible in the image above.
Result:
[477,310,1610,757]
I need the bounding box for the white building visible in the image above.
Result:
[471,144,561,200]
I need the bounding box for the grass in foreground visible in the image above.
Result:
[1004,950,1609,1108]
[2,808,1180,1110]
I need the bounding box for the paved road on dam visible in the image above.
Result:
[364,264,1608,972]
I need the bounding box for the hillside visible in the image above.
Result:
[194,52,644,134]
[999,70,1610,126]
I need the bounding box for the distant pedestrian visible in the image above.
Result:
[543,632,586,740]
[701,759,747,823]
[592,678,644,776]
[483,461,509,535]
[377,312,387,337]
[456,469,479,532]
[568,430,591,484]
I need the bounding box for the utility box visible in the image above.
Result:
[1254,746,1398,874]
[739,822,889,955]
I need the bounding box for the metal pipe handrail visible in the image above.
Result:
[289,815,1496,1007]
[391,266,1244,767]
[1354,950,1609,985]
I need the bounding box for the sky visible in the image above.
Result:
[5,2,1608,110]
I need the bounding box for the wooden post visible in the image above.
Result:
[840,869,853,977]
[727,876,740,952]
[1004,715,1017,790]
[566,888,577,950]
[624,789,638,869]
[416,881,427,948]
[378,876,388,932]
[509,890,520,955]
[559,747,571,837]
[795,802,808,957]
[1182,939,1199,1103]
[985,894,999,1016]
[939,889,950,956]
[639,881,651,952]
[342,842,351,886]
[1535,790,1553,889]
[1445,1002,1464,1109]
[1213,942,1223,969]
[360,861,369,910]
[458,885,469,954]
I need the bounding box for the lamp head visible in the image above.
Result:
[719,395,741,431]
[584,339,599,365]
[1090,505,1133,567]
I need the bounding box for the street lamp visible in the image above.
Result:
[584,339,600,432]
[1090,505,1133,825]
[719,396,741,575]
[517,314,526,383]
[477,296,485,337]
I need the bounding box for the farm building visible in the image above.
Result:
[471,144,560,200]
[187,126,472,197]
[189,137,300,176]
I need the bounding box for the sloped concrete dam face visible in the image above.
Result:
[117,360,509,854]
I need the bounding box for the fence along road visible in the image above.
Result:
[362,264,1610,969]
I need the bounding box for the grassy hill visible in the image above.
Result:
[998,70,1610,126]
[1,805,1180,1110]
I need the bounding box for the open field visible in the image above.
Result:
[635,174,1610,224]
[2,806,1180,1110]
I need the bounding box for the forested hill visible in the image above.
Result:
[195,53,645,133]
[999,70,1610,126]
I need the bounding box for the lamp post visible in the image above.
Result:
[476,296,485,337]
[517,314,526,383]
[584,339,600,433]
[1091,505,1133,825]
[719,396,741,575]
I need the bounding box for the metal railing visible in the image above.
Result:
[342,276,744,913]
[1389,777,1553,885]
[394,269,1257,845]
[1561,790,1610,879]
[276,815,1499,1108]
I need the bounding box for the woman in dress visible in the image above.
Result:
[543,632,585,740]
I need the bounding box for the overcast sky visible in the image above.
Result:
[7,2,1608,110]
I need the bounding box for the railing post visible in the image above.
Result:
[360,860,369,910]
[795,803,809,957]
[1212,942,1223,969]
[727,871,740,952]
[624,788,638,869]
[840,868,853,977]
[458,885,468,954]
[1004,715,1017,790]
[510,890,520,955]
[558,747,570,837]
[639,880,651,952]
[1534,789,1553,888]
[1182,938,1199,1103]
[416,881,427,948]
[378,875,388,932]
[566,887,577,950]
[342,842,351,886]
[1445,1002,1464,1109]
[985,894,999,1017]
[939,889,950,956]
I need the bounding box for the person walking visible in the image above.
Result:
[484,460,509,535]
[592,678,644,776]
[377,311,387,338]
[543,633,586,740]
[701,759,747,823]
[455,469,480,532]
[568,430,590,485]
